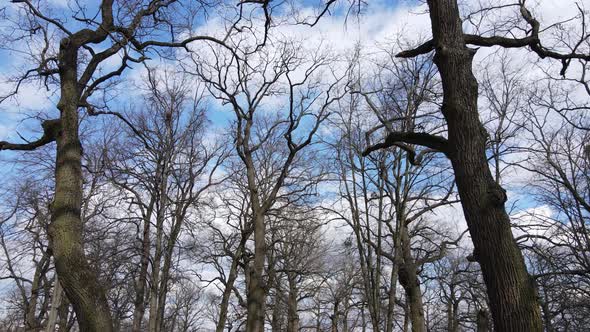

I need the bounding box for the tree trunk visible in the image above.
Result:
[57,298,70,332]
[331,300,339,332]
[148,158,169,332]
[271,292,282,332]
[424,1,543,330]
[216,239,246,332]
[540,293,555,332]
[156,209,186,331]
[476,309,490,332]
[45,276,62,332]
[397,226,425,332]
[148,222,163,332]
[385,260,399,332]
[131,203,153,332]
[47,42,113,332]
[445,290,459,332]
[25,251,50,331]
[286,274,299,332]
[245,213,267,332]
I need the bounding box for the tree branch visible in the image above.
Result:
[0,119,60,151]
[396,2,590,77]
[363,132,450,163]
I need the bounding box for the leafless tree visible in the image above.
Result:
[360,1,590,329]
[186,37,345,331]
[102,67,227,332]
[0,1,277,329]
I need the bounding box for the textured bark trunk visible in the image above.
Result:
[245,213,267,332]
[397,226,425,332]
[48,42,113,332]
[425,1,543,330]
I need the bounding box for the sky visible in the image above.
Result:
[0,0,587,254]
[1,0,589,323]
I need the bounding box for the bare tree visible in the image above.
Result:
[361,1,590,329]
[186,37,345,331]
[103,67,227,332]
[0,1,273,329]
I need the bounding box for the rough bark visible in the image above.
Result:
[424,1,543,330]
[397,227,426,332]
[47,40,113,332]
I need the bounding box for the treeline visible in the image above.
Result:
[0,1,589,332]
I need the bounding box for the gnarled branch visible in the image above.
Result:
[397,2,590,77]
[363,131,450,165]
[0,119,60,151]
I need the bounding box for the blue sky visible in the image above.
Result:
[0,0,420,142]
[1,0,580,224]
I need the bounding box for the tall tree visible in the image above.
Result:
[364,0,590,329]
[0,1,271,329]
[187,39,344,331]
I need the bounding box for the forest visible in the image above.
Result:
[0,0,588,331]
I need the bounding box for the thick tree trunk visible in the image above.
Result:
[245,213,267,332]
[424,1,543,330]
[397,227,425,332]
[47,42,113,332]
